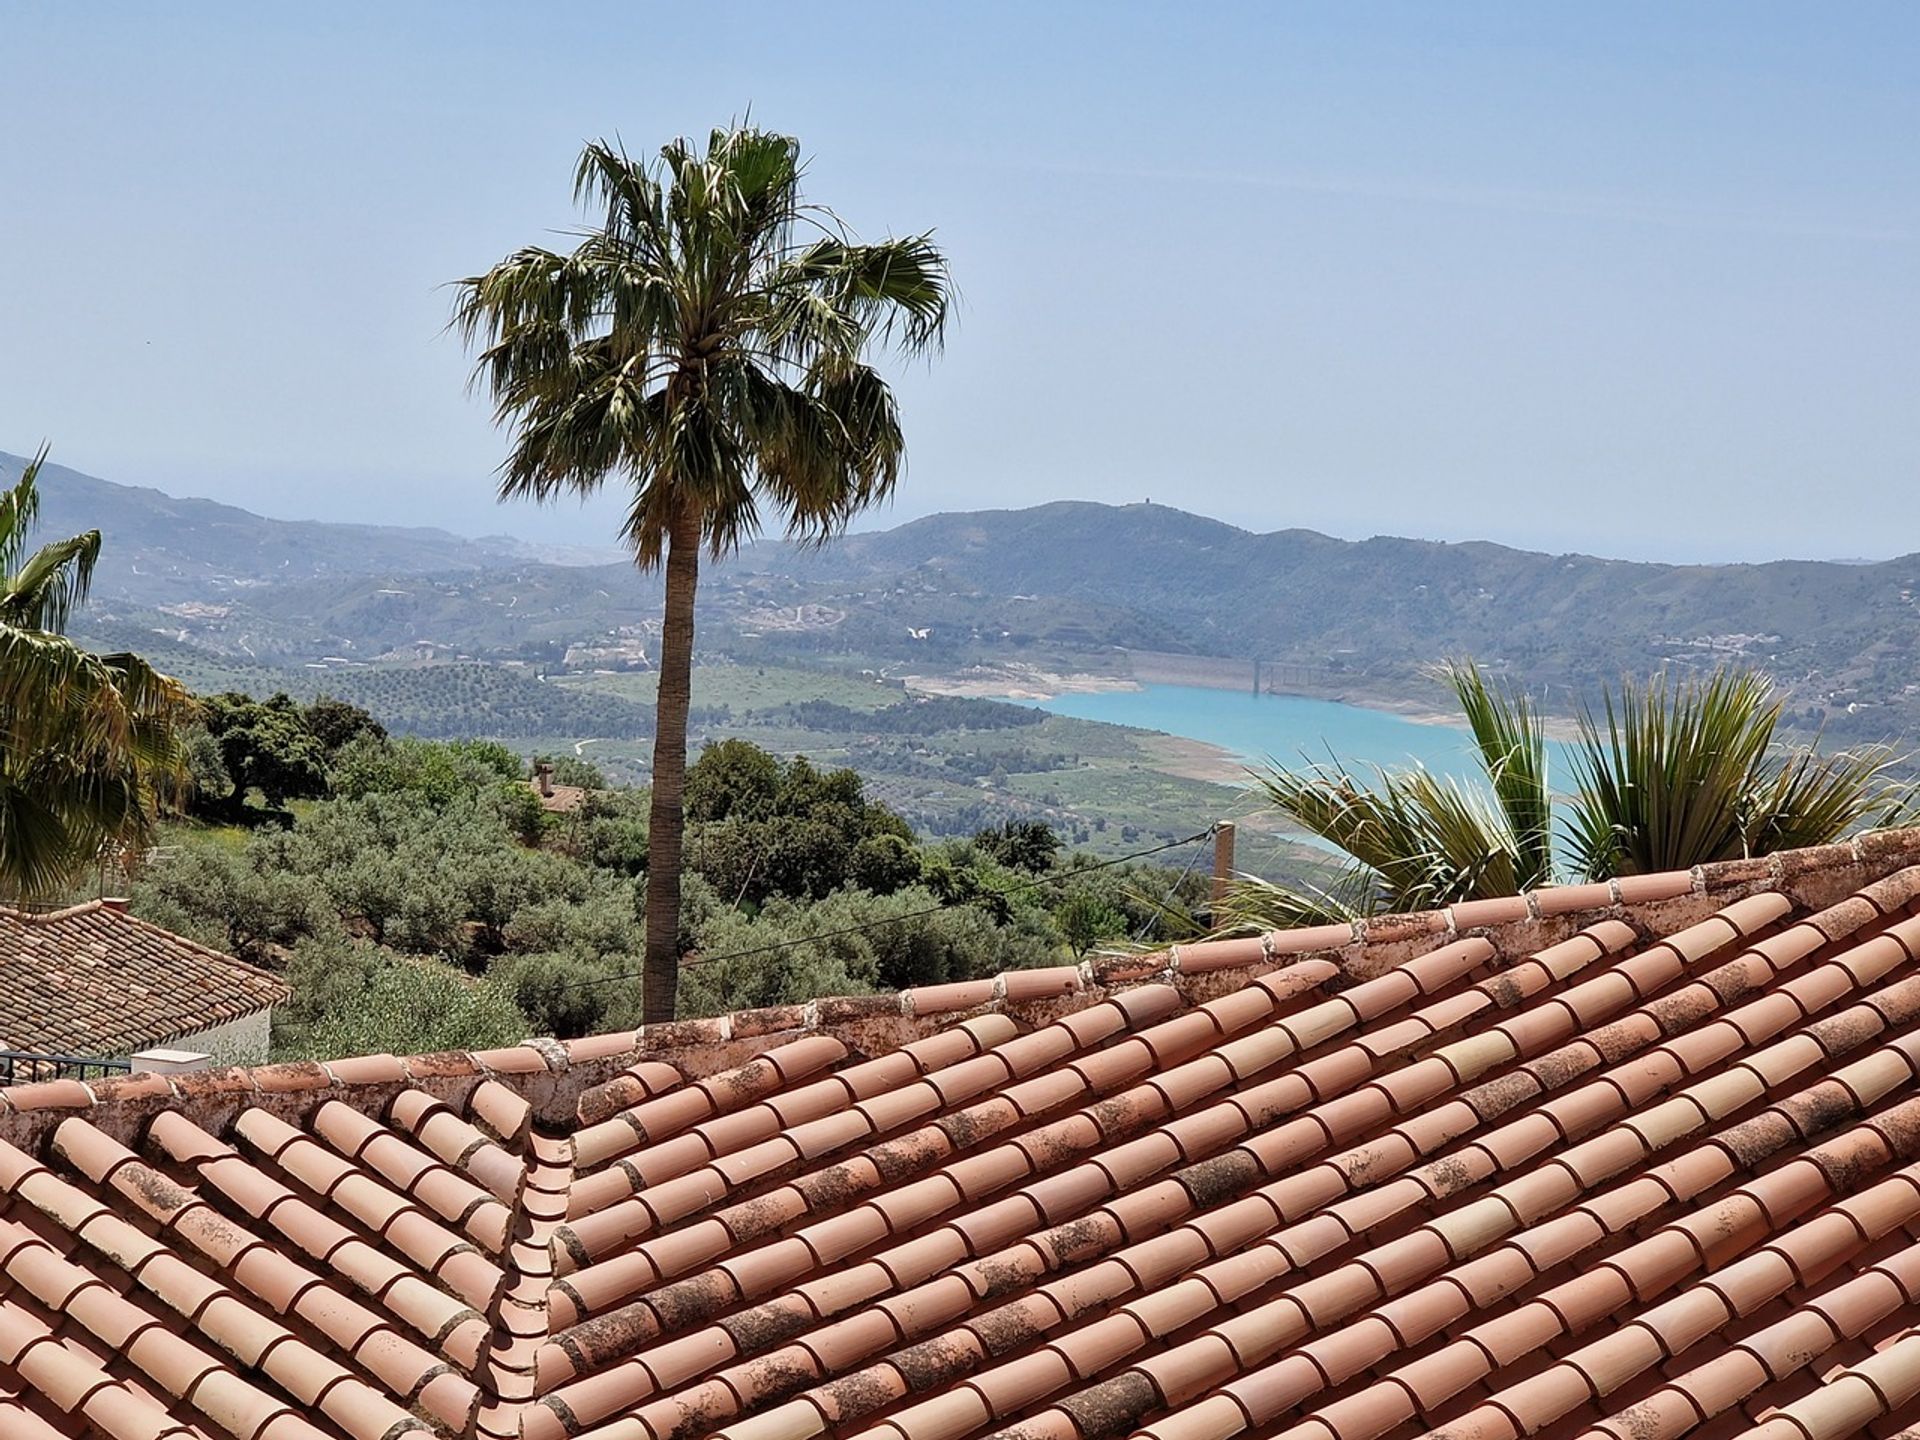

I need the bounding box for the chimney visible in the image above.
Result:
[100,897,131,913]
[536,762,554,798]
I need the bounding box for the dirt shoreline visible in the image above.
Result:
[901,665,1142,702]
[1141,733,1254,785]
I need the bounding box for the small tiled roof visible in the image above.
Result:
[6,834,1920,1440]
[0,901,292,1058]
[530,781,593,814]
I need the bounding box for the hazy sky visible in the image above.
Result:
[3,3,1915,562]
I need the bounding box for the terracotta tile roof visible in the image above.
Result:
[530,781,593,814]
[6,833,1920,1440]
[0,901,292,1059]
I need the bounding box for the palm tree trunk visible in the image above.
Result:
[642,499,701,1023]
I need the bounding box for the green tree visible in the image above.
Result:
[454,126,951,1021]
[686,738,782,824]
[1055,887,1126,958]
[134,843,335,962]
[684,743,919,905]
[0,447,194,899]
[302,696,386,755]
[974,818,1062,875]
[295,955,527,1060]
[183,727,233,804]
[546,789,649,876]
[330,735,522,807]
[199,693,330,815]
[850,831,923,895]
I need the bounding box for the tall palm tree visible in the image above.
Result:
[0,447,195,901]
[454,127,951,1021]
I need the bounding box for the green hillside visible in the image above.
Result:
[37,457,1920,743]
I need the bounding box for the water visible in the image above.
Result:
[1027,682,1579,785]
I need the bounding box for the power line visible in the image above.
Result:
[1132,826,1213,943]
[554,825,1217,992]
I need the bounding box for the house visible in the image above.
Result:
[530,760,593,813]
[3,832,1920,1440]
[0,899,290,1077]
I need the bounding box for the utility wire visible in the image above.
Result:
[554,825,1218,992]
[1131,826,1214,943]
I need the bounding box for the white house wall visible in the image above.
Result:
[147,1009,273,1067]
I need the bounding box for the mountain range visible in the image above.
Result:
[10,451,1919,742]
[4,451,625,605]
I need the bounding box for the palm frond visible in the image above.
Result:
[765,235,952,359]
[1566,669,1777,876]
[0,460,195,901]
[1442,658,1555,890]
[1743,740,1906,854]
[1209,867,1377,932]
[1249,750,1526,911]
[2,528,102,632]
[0,445,51,578]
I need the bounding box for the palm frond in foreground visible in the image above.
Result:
[0,447,195,901]
[1564,669,1904,878]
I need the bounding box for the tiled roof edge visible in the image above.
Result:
[1156,825,1920,975]
[109,908,296,1003]
[0,898,118,924]
[7,827,1916,1141]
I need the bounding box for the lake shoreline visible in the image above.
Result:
[1140,732,1255,785]
[941,675,1590,799]
[911,654,1584,744]
[902,665,1143,702]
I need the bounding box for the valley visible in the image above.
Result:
[16,449,1918,886]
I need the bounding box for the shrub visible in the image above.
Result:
[291,954,527,1060]
[134,844,336,962]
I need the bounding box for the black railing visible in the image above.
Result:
[0,1051,133,1087]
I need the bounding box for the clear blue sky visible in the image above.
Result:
[3,2,1915,562]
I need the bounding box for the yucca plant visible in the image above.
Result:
[1224,660,1906,936]
[1222,660,1556,931]
[1564,669,1904,877]
[0,447,196,901]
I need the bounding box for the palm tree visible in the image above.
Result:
[1227,660,1904,931]
[453,127,951,1021]
[0,447,195,901]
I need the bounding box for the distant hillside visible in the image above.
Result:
[0,451,604,604]
[22,455,1920,741]
[755,501,1913,676]
[741,502,1920,733]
